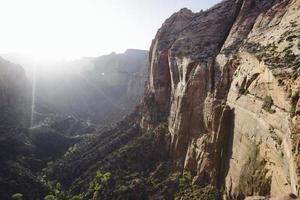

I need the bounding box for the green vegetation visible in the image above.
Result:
[18,119,221,200]
[12,193,23,200]
[174,171,222,200]
[89,171,112,200]
[64,144,79,157]
[175,184,222,200]
[43,187,84,200]
[244,41,300,71]
[43,181,67,200]
[69,194,84,200]
[179,171,192,188]
[44,195,57,200]
[262,96,275,113]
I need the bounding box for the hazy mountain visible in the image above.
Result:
[3,49,148,126]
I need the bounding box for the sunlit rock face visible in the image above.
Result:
[137,0,300,198]
[245,193,298,200]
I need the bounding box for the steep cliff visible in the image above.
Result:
[137,0,300,198]
[0,57,31,127]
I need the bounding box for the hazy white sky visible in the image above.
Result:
[0,0,221,60]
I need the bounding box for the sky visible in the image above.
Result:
[0,0,221,60]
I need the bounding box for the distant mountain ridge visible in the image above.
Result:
[3,49,148,126]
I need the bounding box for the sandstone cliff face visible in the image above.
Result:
[137,0,300,198]
[224,0,300,197]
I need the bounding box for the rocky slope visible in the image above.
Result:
[136,0,300,198]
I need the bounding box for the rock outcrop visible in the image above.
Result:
[137,0,300,198]
[0,57,31,126]
[245,193,298,200]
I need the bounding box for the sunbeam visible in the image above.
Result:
[30,65,37,128]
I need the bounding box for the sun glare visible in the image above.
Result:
[0,0,143,60]
[0,0,220,61]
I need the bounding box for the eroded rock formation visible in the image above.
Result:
[137,0,300,198]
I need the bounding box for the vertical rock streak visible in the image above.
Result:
[137,0,300,198]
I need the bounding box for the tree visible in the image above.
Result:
[89,171,112,200]
[12,193,23,200]
[70,194,84,200]
[43,194,57,200]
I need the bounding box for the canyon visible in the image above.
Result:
[2,0,300,199]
